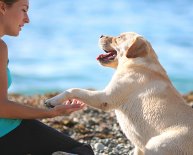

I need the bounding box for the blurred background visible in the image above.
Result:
[3,0,193,95]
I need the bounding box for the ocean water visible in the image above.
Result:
[3,0,193,95]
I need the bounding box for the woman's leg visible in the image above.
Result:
[0,119,94,155]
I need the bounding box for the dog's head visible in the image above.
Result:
[97,32,158,69]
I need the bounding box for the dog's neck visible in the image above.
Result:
[116,57,170,82]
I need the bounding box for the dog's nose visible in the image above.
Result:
[100,35,104,38]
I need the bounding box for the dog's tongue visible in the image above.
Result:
[96,54,105,60]
[97,52,115,61]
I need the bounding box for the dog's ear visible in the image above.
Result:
[126,37,148,58]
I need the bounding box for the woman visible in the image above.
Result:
[0,0,94,154]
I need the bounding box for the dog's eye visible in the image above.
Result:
[117,36,123,40]
[116,37,122,43]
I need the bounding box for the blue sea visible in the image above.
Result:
[3,0,193,95]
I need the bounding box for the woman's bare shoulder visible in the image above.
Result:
[0,39,8,62]
[0,39,8,50]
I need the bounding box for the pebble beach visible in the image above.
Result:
[8,92,193,155]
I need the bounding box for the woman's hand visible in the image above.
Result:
[49,99,85,117]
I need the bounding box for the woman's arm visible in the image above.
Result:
[0,40,84,119]
[0,99,84,119]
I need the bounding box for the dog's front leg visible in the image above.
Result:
[45,88,115,111]
[133,147,144,155]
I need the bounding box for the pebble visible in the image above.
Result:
[94,143,105,151]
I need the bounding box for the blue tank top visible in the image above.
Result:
[0,66,22,137]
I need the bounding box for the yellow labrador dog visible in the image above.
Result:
[45,32,193,155]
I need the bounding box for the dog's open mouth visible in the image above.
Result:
[96,50,117,63]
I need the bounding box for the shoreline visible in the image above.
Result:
[8,91,193,155]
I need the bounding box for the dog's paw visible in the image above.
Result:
[44,100,55,108]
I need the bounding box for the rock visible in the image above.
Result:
[94,143,105,151]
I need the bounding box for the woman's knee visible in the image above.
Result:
[71,143,94,155]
